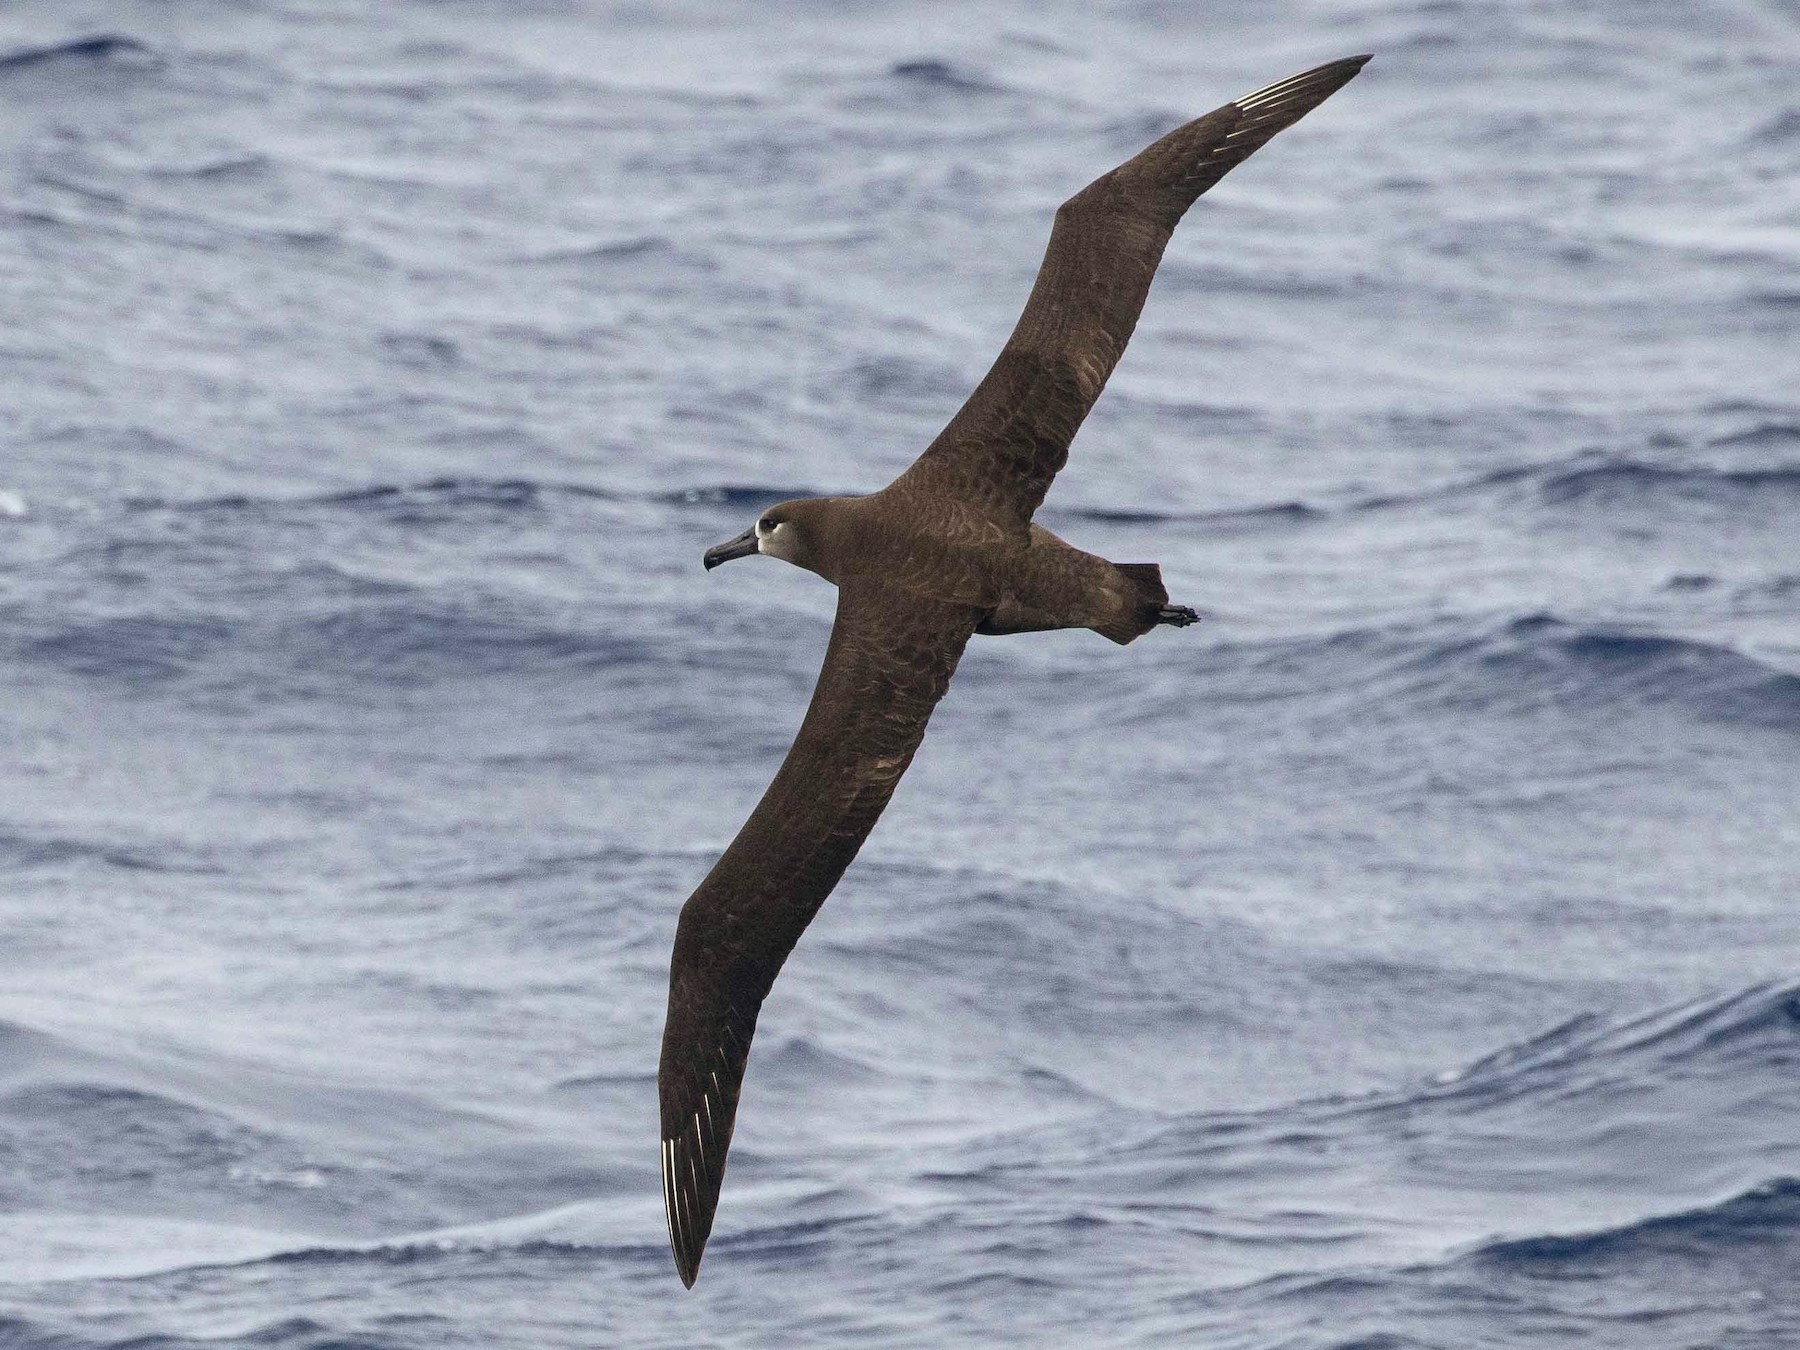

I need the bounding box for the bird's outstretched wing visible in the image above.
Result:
[658,584,983,1287]
[894,54,1370,524]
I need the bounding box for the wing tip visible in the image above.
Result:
[1300,53,1375,97]
[1232,52,1374,114]
[662,1133,706,1288]
[660,1006,756,1290]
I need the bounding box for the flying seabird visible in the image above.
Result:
[658,53,1370,1286]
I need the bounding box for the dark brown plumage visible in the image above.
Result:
[659,53,1370,1287]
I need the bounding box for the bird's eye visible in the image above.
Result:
[759,517,777,533]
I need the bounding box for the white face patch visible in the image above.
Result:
[757,518,795,561]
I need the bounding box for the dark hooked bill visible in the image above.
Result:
[703,528,758,570]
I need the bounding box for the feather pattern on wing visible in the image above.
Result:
[658,585,982,1286]
[894,54,1370,525]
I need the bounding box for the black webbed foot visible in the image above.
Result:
[1155,605,1200,627]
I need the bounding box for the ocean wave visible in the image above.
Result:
[1467,615,1800,728]
[1114,611,1800,733]
[1538,455,1800,503]
[375,844,690,896]
[125,476,566,517]
[651,483,819,510]
[886,58,1008,95]
[0,829,224,876]
[1748,108,1800,146]
[73,1192,679,1285]
[377,331,461,366]
[125,477,821,519]
[509,234,676,266]
[0,1076,281,1164]
[0,1307,437,1350]
[140,153,272,182]
[1349,451,1800,521]
[15,151,350,255]
[266,602,664,688]
[1476,1176,1800,1267]
[1707,422,1800,450]
[0,1011,640,1283]
[0,1035,346,1257]
[854,978,1799,1343]
[1050,450,1800,531]
[23,613,235,684]
[314,477,566,515]
[1401,980,1800,1110]
[1026,979,1800,1214]
[827,353,969,404]
[0,1317,86,1350]
[255,1233,649,1273]
[755,1034,887,1087]
[1154,249,1355,299]
[1044,498,1322,528]
[0,34,155,74]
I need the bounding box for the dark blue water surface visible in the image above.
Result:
[2,2,1797,1345]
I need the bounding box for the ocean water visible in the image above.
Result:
[1,0,1796,1345]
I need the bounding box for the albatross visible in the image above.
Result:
[659,53,1370,1286]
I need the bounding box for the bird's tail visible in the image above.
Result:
[1097,562,1168,644]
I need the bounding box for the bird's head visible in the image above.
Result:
[702,499,818,573]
